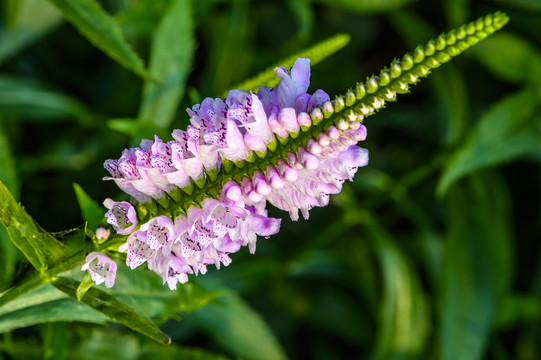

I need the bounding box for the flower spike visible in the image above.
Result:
[99,12,508,288]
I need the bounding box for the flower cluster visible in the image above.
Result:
[94,58,369,289]
[82,11,510,290]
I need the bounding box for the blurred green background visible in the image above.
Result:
[1,0,540,359]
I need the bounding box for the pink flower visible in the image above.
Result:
[81,252,117,288]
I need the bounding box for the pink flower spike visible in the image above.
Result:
[81,252,117,288]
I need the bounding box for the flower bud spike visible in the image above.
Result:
[100,12,508,288]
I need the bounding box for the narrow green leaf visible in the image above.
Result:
[0,124,18,198]
[440,172,512,360]
[70,328,231,360]
[110,265,219,322]
[0,283,108,333]
[42,322,69,360]
[313,0,416,13]
[438,89,541,196]
[471,32,541,86]
[0,235,124,309]
[138,0,195,128]
[53,276,171,344]
[0,180,70,272]
[185,279,287,360]
[73,183,104,231]
[46,0,150,80]
[366,222,430,358]
[0,75,92,123]
[0,0,63,64]
[0,123,20,287]
[226,33,350,97]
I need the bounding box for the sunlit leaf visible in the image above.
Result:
[0,180,70,272]
[52,276,171,344]
[138,0,195,129]
[46,0,150,80]
[438,89,541,196]
[73,183,104,231]
[0,0,63,64]
[227,33,350,97]
[471,32,541,85]
[440,172,512,360]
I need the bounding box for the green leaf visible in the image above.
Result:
[46,0,149,80]
[313,0,416,13]
[226,33,350,97]
[0,75,92,123]
[52,276,171,344]
[108,118,170,141]
[471,32,541,86]
[0,283,108,333]
[438,89,541,196]
[494,294,541,329]
[0,180,70,272]
[73,183,104,231]
[0,123,18,198]
[110,265,219,322]
[138,0,195,129]
[440,172,512,360]
[185,279,287,360]
[492,0,541,11]
[42,322,69,360]
[366,221,430,358]
[0,123,20,287]
[69,328,231,360]
[0,0,63,64]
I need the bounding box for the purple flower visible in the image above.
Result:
[102,57,368,288]
[81,252,117,288]
[103,199,137,235]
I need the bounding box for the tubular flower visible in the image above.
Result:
[100,12,509,288]
[81,252,117,288]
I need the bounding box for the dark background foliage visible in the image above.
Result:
[0,0,540,359]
